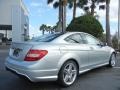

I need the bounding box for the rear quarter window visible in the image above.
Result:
[64,34,83,44]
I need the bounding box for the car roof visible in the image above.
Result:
[63,32,88,36]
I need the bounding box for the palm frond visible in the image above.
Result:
[68,2,73,9]
[47,0,54,4]
[99,5,105,10]
[84,6,89,11]
[53,1,59,8]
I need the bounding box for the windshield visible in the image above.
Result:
[31,33,63,42]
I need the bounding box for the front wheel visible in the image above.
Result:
[109,53,116,67]
[58,60,78,87]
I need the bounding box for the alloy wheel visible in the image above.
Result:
[63,63,77,85]
[110,54,116,67]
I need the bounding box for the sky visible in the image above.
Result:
[23,0,119,38]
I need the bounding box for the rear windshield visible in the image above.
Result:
[31,33,63,42]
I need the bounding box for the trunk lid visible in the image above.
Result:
[9,41,39,61]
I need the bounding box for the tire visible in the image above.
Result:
[58,60,78,87]
[109,53,116,67]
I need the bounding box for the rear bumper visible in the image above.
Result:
[5,57,58,82]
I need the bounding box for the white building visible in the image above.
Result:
[0,0,29,42]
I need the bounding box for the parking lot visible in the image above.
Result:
[0,45,120,90]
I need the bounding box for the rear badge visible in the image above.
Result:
[13,48,22,57]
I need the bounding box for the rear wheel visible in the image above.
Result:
[109,53,116,67]
[58,60,78,87]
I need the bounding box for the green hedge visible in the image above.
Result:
[66,15,104,38]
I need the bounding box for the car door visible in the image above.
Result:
[64,33,90,69]
[81,33,109,66]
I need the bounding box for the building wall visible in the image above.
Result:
[0,0,29,42]
[12,5,22,42]
[0,0,20,25]
[21,7,29,41]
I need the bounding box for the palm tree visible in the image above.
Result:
[96,0,112,46]
[68,0,77,19]
[81,0,95,16]
[47,0,62,31]
[47,0,67,32]
[48,0,62,22]
[84,0,111,46]
[73,0,77,19]
[89,0,112,46]
[68,0,88,19]
[62,0,67,32]
[90,0,96,16]
[80,0,112,46]
[40,24,47,35]
[106,0,112,46]
[47,26,52,33]
[53,25,57,32]
[81,0,106,16]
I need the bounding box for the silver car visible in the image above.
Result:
[5,32,116,87]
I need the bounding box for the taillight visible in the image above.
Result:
[24,49,48,61]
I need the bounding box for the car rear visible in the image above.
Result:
[5,40,62,82]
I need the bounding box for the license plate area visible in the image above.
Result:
[12,48,23,57]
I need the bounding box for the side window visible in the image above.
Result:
[85,34,100,45]
[64,34,83,43]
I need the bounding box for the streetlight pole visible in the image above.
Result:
[118,0,120,50]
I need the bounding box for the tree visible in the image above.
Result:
[82,0,105,16]
[82,0,112,46]
[45,25,58,34]
[47,0,62,22]
[73,0,77,19]
[68,0,77,19]
[46,26,51,33]
[52,25,57,32]
[47,0,67,32]
[67,15,104,38]
[106,0,112,46]
[112,34,118,49]
[40,24,47,35]
[83,0,96,15]
[68,0,88,19]
[99,33,106,43]
[47,26,54,34]
[62,0,67,32]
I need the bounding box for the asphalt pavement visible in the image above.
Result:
[0,46,120,90]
